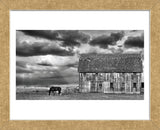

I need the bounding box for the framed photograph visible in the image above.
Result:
[0,0,160,129]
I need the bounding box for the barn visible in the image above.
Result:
[78,54,144,94]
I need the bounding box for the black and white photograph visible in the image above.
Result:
[16,30,144,100]
[10,11,150,120]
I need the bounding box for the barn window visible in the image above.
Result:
[110,83,114,91]
[141,82,144,88]
[121,83,125,92]
[99,83,102,87]
[133,83,137,88]
[133,83,137,92]
[140,82,144,94]
[99,83,102,91]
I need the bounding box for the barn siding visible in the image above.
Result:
[79,72,143,94]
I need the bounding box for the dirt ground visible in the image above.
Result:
[16,90,144,100]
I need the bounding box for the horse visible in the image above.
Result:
[49,86,61,95]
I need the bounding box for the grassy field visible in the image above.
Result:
[16,84,144,100]
[16,90,144,100]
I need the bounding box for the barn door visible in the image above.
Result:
[103,82,110,93]
[91,81,96,92]
[133,83,137,93]
[97,82,103,92]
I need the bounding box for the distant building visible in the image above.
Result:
[78,54,144,94]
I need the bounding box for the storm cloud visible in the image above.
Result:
[20,30,58,40]
[89,31,124,49]
[16,40,75,57]
[37,63,53,66]
[20,30,90,47]
[124,34,144,48]
[56,30,90,47]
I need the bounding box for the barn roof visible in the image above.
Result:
[78,54,143,73]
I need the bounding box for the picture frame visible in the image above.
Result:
[0,0,160,129]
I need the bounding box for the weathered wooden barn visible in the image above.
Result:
[78,54,144,94]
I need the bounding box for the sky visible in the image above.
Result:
[16,30,144,86]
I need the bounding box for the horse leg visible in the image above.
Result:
[58,90,61,95]
[49,90,51,95]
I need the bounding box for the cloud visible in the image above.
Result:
[34,55,79,68]
[65,62,78,68]
[16,66,33,73]
[57,30,90,47]
[20,30,90,47]
[109,47,124,54]
[37,62,53,66]
[41,73,78,79]
[124,34,144,48]
[36,59,54,66]
[89,31,124,49]
[16,61,27,68]
[16,67,79,85]
[16,61,34,73]
[40,68,78,79]
[130,30,138,32]
[123,48,143,54]
[16,40,75,57]
[76,44,113,55]
[19,30,59,40]
[35,68,79,85]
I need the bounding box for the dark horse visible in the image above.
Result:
[49,86,61,95]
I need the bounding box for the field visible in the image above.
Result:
[16,85,144,100]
